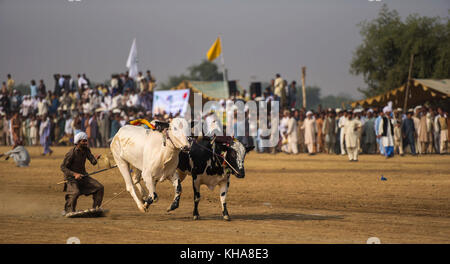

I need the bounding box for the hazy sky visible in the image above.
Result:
[0,0,448,99]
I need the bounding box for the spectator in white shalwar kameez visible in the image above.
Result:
[286,110,298,154]
[393,109,404,156]
[301,111,316,155]
[338,111,348,155]
[344,111,362,161]
[378,104,395,158]
[413,106,422,154]
[280,110,290,153]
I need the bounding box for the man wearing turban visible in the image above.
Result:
[301,111,316,155]
[344,111,362,161]
[60,131,104,215]
[377,103,395,158]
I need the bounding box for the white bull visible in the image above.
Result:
[110,118,190,213]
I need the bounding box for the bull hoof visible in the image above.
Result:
[143,196,154,209]
[167,203,179,212]
[167,196,180,212]
[223,215,230,221]
[193,215,199,220]
[138,205,147,213]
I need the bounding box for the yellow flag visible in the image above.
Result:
[206,37,222,61]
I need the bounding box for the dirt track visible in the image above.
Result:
[0,146,449,244]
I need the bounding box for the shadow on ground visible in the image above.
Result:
[151,212,346,222]
[231,212,345,221]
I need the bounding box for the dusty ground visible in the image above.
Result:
[0,146,449,244]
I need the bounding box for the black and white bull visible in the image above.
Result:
[176,138,253,221]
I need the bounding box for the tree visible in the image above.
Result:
[350,4,450,97]
[296,86,353,110]
[160,60,223,90]
[188,60,223,81]
[160,74,190,90]
[320,93,354,109]
[298,86,321,110]
[14,83,30,95]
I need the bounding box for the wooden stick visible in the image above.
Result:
[57,165,118,185]
[301,66,306,109]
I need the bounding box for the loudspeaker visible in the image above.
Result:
[228,80,238,97]
[249,82,262,97]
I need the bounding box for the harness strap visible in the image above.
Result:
[192,141,240,175]
[164,129,178,150]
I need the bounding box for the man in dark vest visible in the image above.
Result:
[378,105,395,158]
[401,109,416,155]
[60,131,104,215]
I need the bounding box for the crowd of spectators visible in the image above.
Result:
[0,71,157,152]
[1,72,448,158]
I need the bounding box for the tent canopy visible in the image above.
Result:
[414,79,450,95]
[350,79,450,109]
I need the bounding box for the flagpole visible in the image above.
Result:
[301,66,306,109]
[403,54,414,112]
[219,34,229,97]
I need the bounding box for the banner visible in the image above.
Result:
[152,89,190,117]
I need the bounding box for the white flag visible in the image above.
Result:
[126,38,138,79]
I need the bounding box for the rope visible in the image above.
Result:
[102,175,142,208]
[102,189,126,208]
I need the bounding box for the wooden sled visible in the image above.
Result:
[64,208,109,218]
